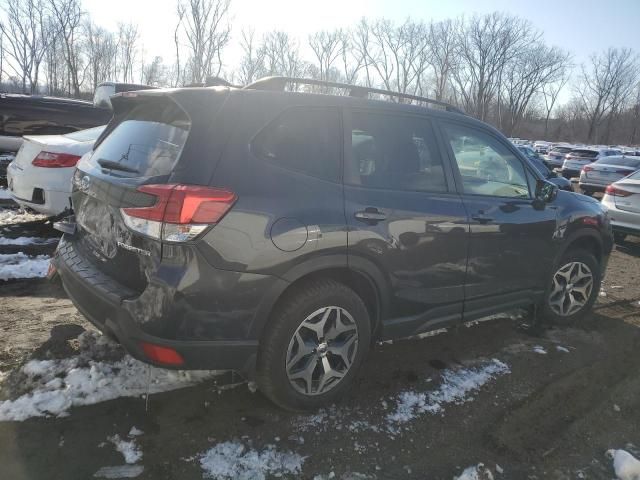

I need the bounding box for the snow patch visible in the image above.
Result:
[0,188,11,200]
[109,434,142,464]
[533,346,548,355]
[93,465,144,478]
[128,427,143,437]
[199,441,305,479]
[454,463,494,480]
[0,253,50,280]
[0,236,58,246]
[0,209,47,225]
[0,332,223,421]
[607,449,640,480]
[555,346,570,353]
[386,359,510,428]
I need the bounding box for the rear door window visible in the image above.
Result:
[346,111,448,193]
[251,107,341,182]
[91,100,190,178]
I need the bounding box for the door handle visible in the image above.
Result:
[471,213,494,224]
[354,208,387,224]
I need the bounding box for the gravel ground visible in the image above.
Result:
[1,203,639,480]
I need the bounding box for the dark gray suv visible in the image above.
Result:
[53,77,613,410]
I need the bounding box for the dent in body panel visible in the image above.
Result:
[122,243,276,341]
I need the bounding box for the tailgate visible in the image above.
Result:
[71,94,192,292]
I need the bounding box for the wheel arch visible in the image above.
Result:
[248,255,388,341]
[558,229,604,264]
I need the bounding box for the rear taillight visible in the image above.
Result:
[32,151,81,168]
[605,185,632,197]
[140,342,184,366]
[582,165,593,172]
[121,184,236,242]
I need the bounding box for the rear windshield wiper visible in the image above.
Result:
[97,159,139,173]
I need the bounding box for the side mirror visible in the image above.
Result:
[536,179,558,203]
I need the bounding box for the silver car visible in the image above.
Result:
[579,155,640,195]
[601,169,640,243]
[561,148,621,179]
[545,146,574,169]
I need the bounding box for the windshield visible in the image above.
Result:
[550,147,572,154]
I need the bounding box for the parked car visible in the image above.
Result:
[533,141,551,154]
[545,145,574,169]
[0,82,154,154]
[52,77,613,410]
[0,94,110,153]
[6,126,105,216]
[517,145,573,191]
[561,148,621,179]
[578,155,640,196]
[601,170,640,243]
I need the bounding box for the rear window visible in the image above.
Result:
[628,170,640,180]
[570,149,598,158]
[91,100,190,178]
[251,106,341,181]
[596,156,640,168]
[63,125,106,142]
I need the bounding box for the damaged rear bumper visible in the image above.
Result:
[54,235,258,372]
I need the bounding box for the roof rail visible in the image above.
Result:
[243,76,465,114]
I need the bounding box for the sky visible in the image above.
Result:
[82,0,640,72]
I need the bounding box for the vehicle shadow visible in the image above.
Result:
[0,279,68,299]
[615,237,640,258]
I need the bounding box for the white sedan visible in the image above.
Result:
[601,169,640,243]
[7,126,105,216]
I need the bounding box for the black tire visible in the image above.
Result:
[614,232,627,244]
[540,248,601,326]
[256,279,371,411]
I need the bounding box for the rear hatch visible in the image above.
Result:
[71,89,230,293]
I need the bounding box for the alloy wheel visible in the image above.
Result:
[548,261,594,316]
[285,306,359,396]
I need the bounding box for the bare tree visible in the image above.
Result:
[48,0,84,96]
[628,82,640,145]
[541,71,570,138]
[85,21,117,90]
[141,56,169,85]
[173,2,185,87]
[576,47,639,142]
[178,0,231,84]
[236,28,264,85]
[451,13,536,120]
[500,44,570,136]
[260,31,306,79]
[365,19,430,97]
[117,23,139,83]
[309,30,343,82]
[0,0,53,93]
[427,19,458,101]
[350,18,375,88]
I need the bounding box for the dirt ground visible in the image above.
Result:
[1,203,640,480]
